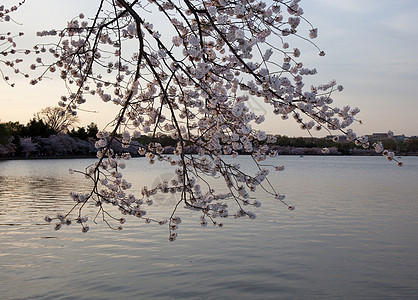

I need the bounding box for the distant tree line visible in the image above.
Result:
[0,119,98,158]
[270,135,418,155]
[378,137,418,155]
[1,108,417,158]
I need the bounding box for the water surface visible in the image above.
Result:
[1,156,417,299]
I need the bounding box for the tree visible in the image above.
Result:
[69,122,98,139]
[24,118,55,137]
[69,126,88,140]
[0,121,25,143]
[0,121,24,155]
[33,106,79,134]
[0,122,9,146]
[5,0,402,240]
[86,122,99,138]
[19,137,38,154]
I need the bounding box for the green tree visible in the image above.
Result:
[25,119,55,138]
[69,127,88,140]
[0,122,8,146]
[86,123,98,138]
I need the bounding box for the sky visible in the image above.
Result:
[1,0,417,137]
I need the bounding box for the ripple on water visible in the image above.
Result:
[0,156,418,299]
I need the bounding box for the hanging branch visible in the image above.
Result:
[3,0,400,241]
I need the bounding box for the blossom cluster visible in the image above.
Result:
[0,2,26,85]
[372,131,403,166]
[32,0,402,240]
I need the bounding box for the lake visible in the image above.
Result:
[1,155,417,299]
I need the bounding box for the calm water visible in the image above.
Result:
[0,156,417,299]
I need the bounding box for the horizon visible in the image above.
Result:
[1,116,416,139]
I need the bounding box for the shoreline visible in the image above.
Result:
[1,152,416,162]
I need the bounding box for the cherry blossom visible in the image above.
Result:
[3,0,403,240]
[0,1,27,86]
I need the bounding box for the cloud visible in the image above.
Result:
[377,8,418,37]
[313,0,380,14]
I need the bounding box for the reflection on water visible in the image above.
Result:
[0,156,418,299]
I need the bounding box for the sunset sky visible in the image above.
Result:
[1,0,417,137]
